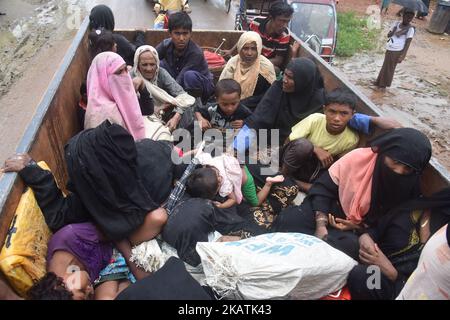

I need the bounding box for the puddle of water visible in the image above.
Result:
[334,22,450,171]
[0,30,16,48]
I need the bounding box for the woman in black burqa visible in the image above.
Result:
[347,187,450,300]
[3,121,169,280]
[244,57,325,143]
[89,4,145,66]
[271,128,432,260]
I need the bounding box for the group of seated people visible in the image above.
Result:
[0,3,449,301]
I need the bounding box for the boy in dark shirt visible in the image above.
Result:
[195,79,252,131]
[156,12,214,103]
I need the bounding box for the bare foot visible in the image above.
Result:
[266,175,284,184]
[217,236,241,242]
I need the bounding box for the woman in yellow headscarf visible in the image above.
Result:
[220,31,276,111]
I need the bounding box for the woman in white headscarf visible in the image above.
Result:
[220,31,276,111]
[130,45,196,131]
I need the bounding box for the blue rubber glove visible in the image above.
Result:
[233,124,255,152]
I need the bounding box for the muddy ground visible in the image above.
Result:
[335,0,450,171]
[0,0,236,164]
[0,0,448,171]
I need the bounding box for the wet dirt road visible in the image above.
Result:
[0,0,237,165]
[334,13,450,171]
[82,0,238,29]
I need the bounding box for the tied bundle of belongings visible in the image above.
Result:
[143,115,173,142]
[129,232,223,285]
[196,232,358,300]
[0,162,53,296]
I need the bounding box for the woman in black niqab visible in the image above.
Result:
[244,57,325,142]
[65,121,165,241]
[89,4,115,31]
[88,4,144,66]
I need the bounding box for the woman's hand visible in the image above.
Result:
[359,233,377,255]
[221,49,233,58]
[132,77,144,92]
[313,146,334,168]
[359,243,398,281]
[1,153,33,173]
[328,215,361,231]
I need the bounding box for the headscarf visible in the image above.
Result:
[89,5,115,31]
[85,52,146,141]
[245,57,325,142]
[220,31,275,99]
[130,45,195,111]
[278,58,325,124]
[65,121,158,240]
[328,128,432,224]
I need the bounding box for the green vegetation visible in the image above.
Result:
[336,12,380,57]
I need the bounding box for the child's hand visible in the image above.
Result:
[166,113,181,132]
[266,175,285,184]
[313,146,334,168]
[198,117,212,131]
[231,120,244,129]
[290,41,300,57]
[213,201,223,208]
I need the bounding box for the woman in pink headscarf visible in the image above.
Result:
[84,51,146,140]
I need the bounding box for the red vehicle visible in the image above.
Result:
[287,0,338,63]
[234,0,337,63]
